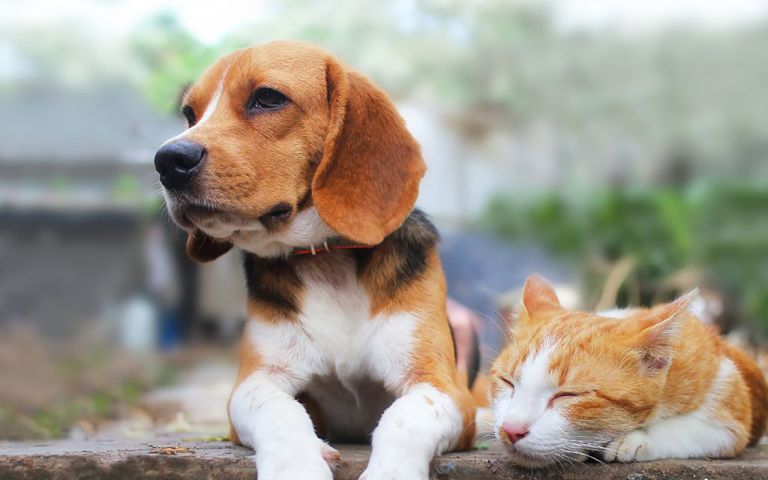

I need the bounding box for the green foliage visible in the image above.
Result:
[481,182,768,333]
[484,195,587,255]
[131,12,225,112]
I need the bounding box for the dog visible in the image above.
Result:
[154,41,477,479]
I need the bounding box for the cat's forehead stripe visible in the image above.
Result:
[509,317,619,382]
[513,333,554,376]
[541,318,622,384]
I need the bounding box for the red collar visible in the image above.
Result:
[290,240,372,256]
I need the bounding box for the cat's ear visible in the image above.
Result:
[634,289,698,373]
[520,275,562,322]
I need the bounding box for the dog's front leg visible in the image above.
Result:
[230,373,337,480]
[361,383,465,480]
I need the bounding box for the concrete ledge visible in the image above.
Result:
[1,434,766,479]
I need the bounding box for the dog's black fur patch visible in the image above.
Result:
[356,208,438,297]
[387,209,439,292]
[242,253,303,315]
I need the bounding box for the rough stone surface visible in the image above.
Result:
[0,434,767,479]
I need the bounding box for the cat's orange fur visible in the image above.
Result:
[488,275,767,466]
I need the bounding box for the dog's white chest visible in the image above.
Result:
[243,255,419,438]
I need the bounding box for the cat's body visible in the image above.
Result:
[489,275,767,467]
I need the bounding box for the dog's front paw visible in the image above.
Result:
[359,467,425,480]
[257,443,335,480]
[603,430,654,463]
[359,456,427,480]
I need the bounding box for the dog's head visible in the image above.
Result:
[155,41,426,261]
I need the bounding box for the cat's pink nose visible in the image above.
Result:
[502,422,530,443]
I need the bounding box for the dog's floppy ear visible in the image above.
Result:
[312,59,426,246]
[186,229,233,263]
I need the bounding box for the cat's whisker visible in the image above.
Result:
[477,308,513,346]
[558,454,577,468]
[558,447,607,466]
[567,441,613,453]
[481,346,501,357]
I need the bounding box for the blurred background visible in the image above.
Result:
[2,0,768,441]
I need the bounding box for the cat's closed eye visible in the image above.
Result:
[500,377,515,391]
[548,391,588,407]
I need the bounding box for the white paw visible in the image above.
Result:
[257,442,335,480]
[359,467,426,480]
[603,430,654,463]
[359,456,427,480]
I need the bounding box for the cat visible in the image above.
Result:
[488,274,767,467]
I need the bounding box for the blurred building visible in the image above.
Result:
[0,85,177,336]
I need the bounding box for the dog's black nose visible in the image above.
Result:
[154,140,206,190]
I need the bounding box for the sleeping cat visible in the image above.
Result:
[489,274,767,467]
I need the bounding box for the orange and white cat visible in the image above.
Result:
[489,275,767,467]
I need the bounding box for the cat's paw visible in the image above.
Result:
[603,430,654,462]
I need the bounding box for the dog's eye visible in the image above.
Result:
[248,88,289,112]
[181,105,197,127]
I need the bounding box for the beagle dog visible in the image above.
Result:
[154,41,476,479]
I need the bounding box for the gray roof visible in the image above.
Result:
[0,84,181,163]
